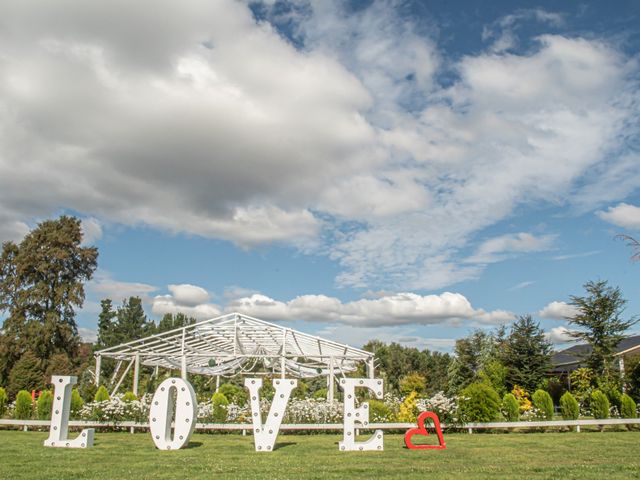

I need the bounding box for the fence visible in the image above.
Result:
[2,418,640,434]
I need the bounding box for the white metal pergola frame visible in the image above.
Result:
[94,312,375,401]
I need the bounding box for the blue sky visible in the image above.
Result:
[1,0,639,351]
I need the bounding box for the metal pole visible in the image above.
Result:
[133,354,140,396]
[620,356,626,392]
[181,355,188,380]
[95,355,102,386]
[367,357,375,379]
[328,356,334,403]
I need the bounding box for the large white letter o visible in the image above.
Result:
[149,378,197,450]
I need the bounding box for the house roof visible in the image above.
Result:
[95,312,373,378]
[550,334,640,371]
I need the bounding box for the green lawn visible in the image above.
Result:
[0,430,638,479]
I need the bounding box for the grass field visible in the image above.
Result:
[1,430,638,479]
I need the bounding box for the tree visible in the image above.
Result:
[8,351,43,397]
[0,216,98,383]
[447,330,496,394]
[568,280,638,377]
[96,299,118,350]
[156,313,197,333]
[617,234,640,262]
[503,315,551,392]
[112,297,154,344]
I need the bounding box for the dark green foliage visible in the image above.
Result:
[368,399,394,422]
[211,392,229,422]
[36,390,53,420]
[218,383,247,406]
[0,386,8,416]
[155,313,197,334]
[532,389,554,420]
[8,351,42,397]
[94,385,110,402]
[363,340,452,394]
[14,390,33,419]
[44,352,75,381]
[626,356,640,402]
[477,359,508,397]
[503,316,551,392]
[447,330,496,394]
[0,216,98,385]
[96,299,118,350]
[399,372,426,395]
[112,297,154,344]
[70,388,84,416]
[501,393,520,422]
[459,383,501,422]
[569,281,638,377]
[560,392,580,420]
[590,389,610,419]
[313,388,328,400]
[620,393,637,419]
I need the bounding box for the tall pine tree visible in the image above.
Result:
[504,315,551,392]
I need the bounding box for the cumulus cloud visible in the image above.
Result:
[545,326,575,344]
[0,0,639,290]
[152,284,220,319]
[225,291,515,327]
[538,301,579,320]
[597,203,640,230]
[88,270,157,302]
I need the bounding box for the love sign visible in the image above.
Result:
[43,375,444,453]
[404,411,446,450]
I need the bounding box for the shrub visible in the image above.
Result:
[418,392,460,427]
[218,383,248,406]
[368,399,395,422]
[37,390,53,420]
[399,373,426,396]
[590,389,610,419]
[313,388,328,400]
[531,390,554,421]
[501,393,520,422]
[0,387,7,417]
[122,391,137,402]
[14,390,33,419]
[559,391,579,420]
[459,383,501,423]
[71,388,84,416]
[94,386,110,402]
[620,393,637,419]
[397,391,419,422]
[512,385,532,413]
[211,392,229,422]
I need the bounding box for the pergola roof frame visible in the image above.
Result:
[94,312,375,399]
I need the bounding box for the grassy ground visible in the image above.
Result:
[0,430,638,479]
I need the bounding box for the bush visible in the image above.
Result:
[501,393,520,422]
[459,383,501,423]
[0,387,7,417]
[531,390,554,421]
[94,385,110,402]
[218,383,247,406]
[313,388,328,400]
[211,392,229,422]
[37,390,53,420]
[122,391,137,402]
[14,390,33,419]
[397,391,419,422]
[620,393,637,419]
[71,388,84,416]
[399,373,426,396]
[368,399,395,422]
[511,385,532,413]
[590,389,610,419]
[559,391,579,420]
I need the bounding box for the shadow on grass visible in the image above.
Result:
[185,441,203,449]
[273,441,297,450]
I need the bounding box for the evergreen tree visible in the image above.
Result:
[156,312,197,333]
[503,315,551,392]
[113,297,154,344]
[96,299,118,349]
[569,280,638,377]
[8,351,43,397]
[0,216,98,383]
[447,330,495,393]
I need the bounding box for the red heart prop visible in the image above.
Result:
[404,411,446,450]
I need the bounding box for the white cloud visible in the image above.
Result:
[152,284,220,320]
[167,284,210,306]
[552,250,600,261]
[88,270,157,302]
[508,281,535,291]
[0,1,638,290]
[225,291,515,327]
[545,326,575,344]
[78,327,98,343]
[538,301,579,320]
[597,203,640,230]
[467,233,556,264]
[81,217,102,244]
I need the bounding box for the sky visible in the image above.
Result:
[1,0,639,352]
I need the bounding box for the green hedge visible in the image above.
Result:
[0,387,7,417]
[559,391,579,420]
[532,389,554,421]
[14,390,33,419]
[94,386,110,402]
[501,393,520,422]
[459,383,501,423]
[590,390,610,419]
[620,394,637,419]
[211,392,229,422]
[37,390,53,420]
